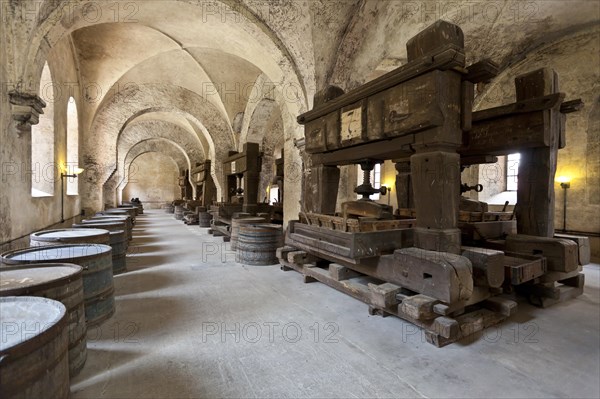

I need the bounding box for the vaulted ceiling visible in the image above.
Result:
[27,0,600,202]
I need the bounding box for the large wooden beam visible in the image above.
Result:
[514,68,560,237]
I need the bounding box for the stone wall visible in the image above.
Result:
[0,30,82,244]
[123,152,180,208]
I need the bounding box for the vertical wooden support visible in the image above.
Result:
[405,22,465,254]
[243,143,260,213]
[515,68,560,238]
[395,161,413,209]
[305,164,340,215]
[411,151,462,253]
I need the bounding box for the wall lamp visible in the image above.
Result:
[556,176,571,232]
[61,167,84,223]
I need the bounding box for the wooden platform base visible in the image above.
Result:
[211,223,230,238]
[516,272,585,308]
[277,246,517,347]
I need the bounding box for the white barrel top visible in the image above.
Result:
[32,229,109,238]
[0,296,66,350]
[2,244,112,262]
[82,218,127,223]
[0,264,82,292]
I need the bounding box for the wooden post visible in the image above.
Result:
[515,68,560,237]
[395,161,413,209]
[305,164,340,215]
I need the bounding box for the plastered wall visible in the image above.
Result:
[123,152,180,209]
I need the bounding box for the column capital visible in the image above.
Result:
[8,90,46,135]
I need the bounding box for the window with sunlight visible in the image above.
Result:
[31,62,55,197]
[66,97,79,195]
[506,153,520,191]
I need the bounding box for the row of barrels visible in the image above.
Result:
[168,201,213,227]
[220,215,283,266]
[0,204,142,398]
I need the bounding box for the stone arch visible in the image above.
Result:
[104,120,206,205]
[83,84,234,210]
[118,138,190,204]
[122,151,181,207]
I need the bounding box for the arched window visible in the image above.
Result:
[66,97,79,195]
[31,62,55,197]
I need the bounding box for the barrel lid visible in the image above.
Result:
[79,219,125,225]
[240,223,283,230]
[1,244,112,263]
[0,296,66,351]
[0,263,82,294]
[92,215,130,220]
[233,217,266,223]
[31,228,109,239]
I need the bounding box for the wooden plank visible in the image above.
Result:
[464,59,499,83]
[313,134,415,166]
[554,233,591,265]
[368,283,401,309]
[506,234,578,273]
[461,111,548,156]
[471,93,563,122]
[560,99,584,114]
[411,151,461,252]
[381,248,473,305]
[504,253,547,285]
[280,249,514,347]
[298,46,465,124]
[366,71,445,141]
[329,264,362,281]
[305,165,340,214]
[289,233,353,258]
[406,20,464,60]
[398,294,438,320]
[291,221,414,259]
[459,220,516,241]
[482,296,518,317]
[523,274,584,308]
[461,247,505,288]
[461,81,473,131]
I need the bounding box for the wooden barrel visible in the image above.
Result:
[97,210,135,225]
[174,206,185,220]
[73,220,131,241]
[0,296,69,399]
[236,224,283,265]
[198,212,213,228]
[30,228,110,247]
[0,264,87,377]
[231,217,266,251]
[1,244,115,327]
[118,205,139,216]
[109,230,127,274]
[100,211,135,226]
[121,202,143,214]
[82,216,132,238]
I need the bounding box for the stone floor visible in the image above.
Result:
[71,210,600,398]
